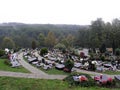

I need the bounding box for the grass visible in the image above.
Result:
[39,67,70,75]
[103,70,120,75]
[0,76,119,90]
[0,59,30,73]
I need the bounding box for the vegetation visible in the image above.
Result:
[1,18,120,52]
[115,48,120,56]
[64,59,74,72]
[0,59,30,73]
[0,76,119,90]
[54,43,66,50]
[31,40,36,49]
[0,50,5,57]
[38,33,45,47]
[64,72,95,87]
[40,48,48,56]
[1,37,15,49]
[0,23,79,48]
[45,31,56,48]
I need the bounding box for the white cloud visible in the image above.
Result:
[0,0,120,24]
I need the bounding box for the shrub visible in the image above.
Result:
[0,55,8,59]
[115,48,120,56]
[62,48,66,53]
[100,55,105,61]
[40,48,48,56]
[0,50,5,57]
[64,59,74,72]
[100,79,116,88]
[64,72,95,87]
[4,59,11,66]
[89,53,94,59]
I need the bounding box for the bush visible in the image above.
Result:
[0,50,5,57]
[64,59,74,72]
[40,48,48,56]
[4,59,11,66]
[115,48,120,56]
[62,48,66,53]
[0,55,8,59]
[99,79,116,88]
[89,53,94,59]
[100,55,105,61]
[64,72,95,87]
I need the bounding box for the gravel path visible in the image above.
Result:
[0,70,66,79]
[18,53,46,75]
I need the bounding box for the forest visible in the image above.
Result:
[0,18,120,52]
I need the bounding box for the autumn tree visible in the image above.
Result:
[61,34,74,48]
[45,31,56,48]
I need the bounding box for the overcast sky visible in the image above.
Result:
[0,0,120,25]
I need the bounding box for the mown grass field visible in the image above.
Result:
[0,76,119,90]
[0,59,30,73]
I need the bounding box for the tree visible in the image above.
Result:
[38,33,45,47]
[2,37,15,49]
[0,49,5,57]
[99,43,106,53]
[31,40,36,49]
[54,43,66,50]
[115,48,120,56]
[45,31,56,48]
[40,48,48,56]
[90,18,105,48]
[66,34,75,47]
[61,34,74,49]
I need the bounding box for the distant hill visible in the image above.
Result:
[0,23,89,48]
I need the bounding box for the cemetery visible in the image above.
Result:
[21,47,120,88]
[23,48,120,75]
[0,47,120,89]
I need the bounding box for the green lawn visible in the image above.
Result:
[103,70,120,75]
[0,59,30,73]
[0,76,119,90]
